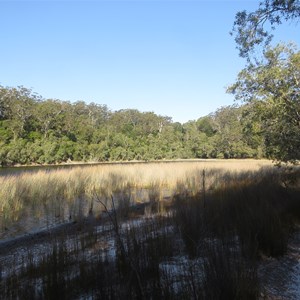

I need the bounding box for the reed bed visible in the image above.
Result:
[1,160,300,299]
[0,159,272,236]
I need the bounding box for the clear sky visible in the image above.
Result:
[1,0,299,123]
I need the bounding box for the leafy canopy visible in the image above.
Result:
[228,43,300,163]
[232,0,300,58]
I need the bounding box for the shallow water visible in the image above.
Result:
[0,187,172,241]
[259,230,300,299]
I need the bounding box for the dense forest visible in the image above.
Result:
[0,85,264,166]
[1,2,298,166]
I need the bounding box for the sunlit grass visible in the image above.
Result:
[0,159,272,234]
[1,159,299,299]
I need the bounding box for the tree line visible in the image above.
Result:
[2,0,299,166]
[0,85,263,166]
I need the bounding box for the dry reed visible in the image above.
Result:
[0,159,272,235]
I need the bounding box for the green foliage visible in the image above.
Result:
[196,116,215,137]
[0,84,264,166]
[232,0,300,59]
[231,1,299,163]
[228,43,300,163]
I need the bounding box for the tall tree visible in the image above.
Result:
[232,0,300,59]
[34,99,64,138]
[228,43,300,163]
[0,86,38,140]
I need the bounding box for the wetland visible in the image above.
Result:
[0,160,300,299]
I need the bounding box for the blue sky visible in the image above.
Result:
[1,1,299,123]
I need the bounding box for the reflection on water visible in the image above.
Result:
[0,186,171,241]
[0,160,228,240]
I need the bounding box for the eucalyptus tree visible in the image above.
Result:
[0,86,38,140]
[34,99,65,138]
[228,43,300,163]
[232,0,300,59]
[211,106,257,158]
[231,1,300,163]
[196,116,216,137]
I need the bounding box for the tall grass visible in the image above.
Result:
[0,162,299,299]
[174,166,300,258]
[0,159,272,236]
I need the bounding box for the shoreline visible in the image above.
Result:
[0,158,271,169]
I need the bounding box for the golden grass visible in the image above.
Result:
[0,159,273,230]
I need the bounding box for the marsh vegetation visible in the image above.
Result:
[0,160,300,299]
[0,160,271,238]
[1,1,299,298]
